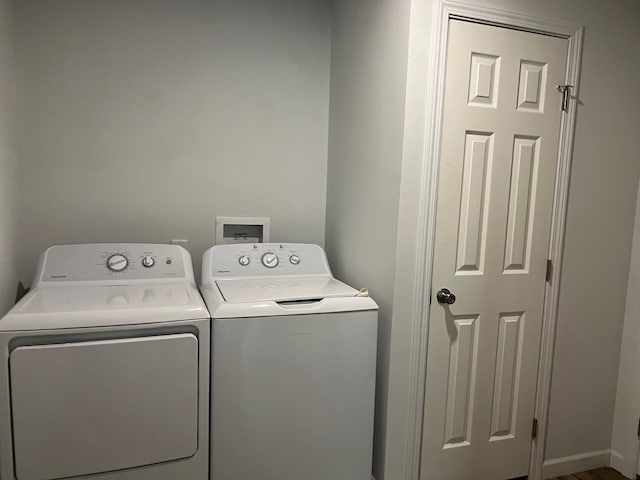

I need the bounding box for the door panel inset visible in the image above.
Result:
[517,61,548,113]
[444,315,479,448]
[468,54,501,108]
[504,136,540,273]
[456,132,493,274]
[490,313,525,440]
[10,334,199,480]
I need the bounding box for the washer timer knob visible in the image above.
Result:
[289,255,301,265]
[107,254,128,272]
[261,252,279,268]
[238,255,251,266]
[141,255,155,268]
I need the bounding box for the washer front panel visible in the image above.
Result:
[10,334,199,480]
[211,310,377,480]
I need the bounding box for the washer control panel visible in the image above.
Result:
[40,244,187,282]
[209,243,331,278]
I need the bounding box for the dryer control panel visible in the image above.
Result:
[207,243,331,278]
[38,244,188,283]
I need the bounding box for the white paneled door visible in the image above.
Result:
[420,20,568,480]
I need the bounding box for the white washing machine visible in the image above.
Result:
[0,244,210,480]
[200,243,378,480]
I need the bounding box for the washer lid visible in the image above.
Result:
[216,276,357,303]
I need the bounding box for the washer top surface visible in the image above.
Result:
[200,243,378,318]
[0,243,208,331]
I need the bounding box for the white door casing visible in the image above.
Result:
[420,19,568,480]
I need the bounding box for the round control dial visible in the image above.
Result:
[107,254,128,272]
[261,252,279,268]
[289,255,301,265]
[238,255,250,266]
[141,255,155,268]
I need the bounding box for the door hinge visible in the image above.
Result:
[556,84,574,112]
[545,259,553,283]
[532,418,538,440]
[636,417,640,438]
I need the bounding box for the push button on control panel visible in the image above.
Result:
[238,255,250,266]
[289,255,300,265]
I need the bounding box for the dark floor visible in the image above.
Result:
[549,467,630,480]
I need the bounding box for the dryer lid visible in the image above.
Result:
[215,276,357,304]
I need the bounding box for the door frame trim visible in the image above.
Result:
[405,2,583,479]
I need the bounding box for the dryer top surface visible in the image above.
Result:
[0,282,208,331]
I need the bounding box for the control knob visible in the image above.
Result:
[141,255,155,268]
[107,254,128,272]
[261,252,279,268]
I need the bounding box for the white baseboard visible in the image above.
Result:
[542,449,611,479]
[609,449,625,473]
[609,449,636,480]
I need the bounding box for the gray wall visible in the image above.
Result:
[611,180,640,478]
[0,0,20,315]
[324,0,411,478]
[513,0,640,465]
[8,0,640,477]
[14,0,331,282]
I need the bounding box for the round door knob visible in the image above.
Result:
[436,288,456,305]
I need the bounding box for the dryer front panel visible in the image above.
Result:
[9,333,199,480]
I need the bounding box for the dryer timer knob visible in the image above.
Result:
[107,254,128,272]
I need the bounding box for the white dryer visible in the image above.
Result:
[0,244,209,480]
[200,243,378,480]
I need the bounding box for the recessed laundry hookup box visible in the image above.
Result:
[215,216,270,244]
